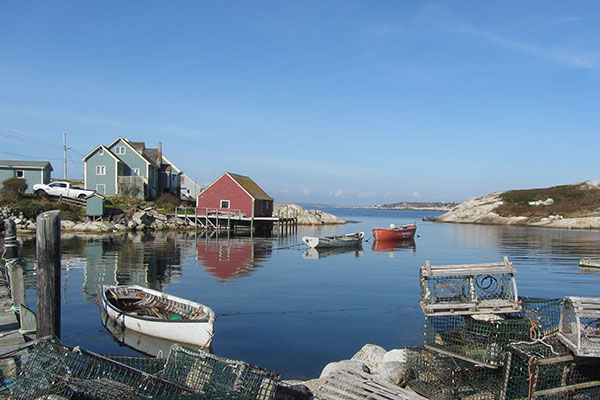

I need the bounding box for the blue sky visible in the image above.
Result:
[1,2,599,205]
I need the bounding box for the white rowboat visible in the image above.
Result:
[302,232,364,249]
[101,285,215,348]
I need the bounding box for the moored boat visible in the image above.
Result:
[579,257,600,268]
[302,232,365,249]
[100,285,216,348]
[372,223,417,241]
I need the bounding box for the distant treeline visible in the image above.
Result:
[375,201,458,210]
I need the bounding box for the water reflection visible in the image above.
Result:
[301,244,364,259]
[371,238,416,254]
[81,232,192,301]
[101,309,207,357]
[195,233,273,282]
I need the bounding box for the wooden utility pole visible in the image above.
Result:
[36,210,61,338]
[4,219,25,310]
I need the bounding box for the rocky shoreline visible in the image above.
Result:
[0,202,347,234]
[432,185,600,230]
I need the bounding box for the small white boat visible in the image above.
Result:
[101,285,216,348]
[302,232,364,249]
[579,257,600,268]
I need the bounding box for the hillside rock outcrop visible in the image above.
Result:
[274,203,346,225]
[434,182,600,229]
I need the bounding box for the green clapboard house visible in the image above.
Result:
[0,160,53,193]
[82,137,181,200]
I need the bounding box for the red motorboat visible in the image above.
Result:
[372,223,417,241]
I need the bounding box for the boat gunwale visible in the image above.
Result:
[102,285,214,324]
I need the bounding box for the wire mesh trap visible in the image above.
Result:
[158,344,281,400]
[500,336,600,400]
[404,346,503,400]
[556,296,600,358]
[8,341,194,400]
[419,257,521,317]
[424,297,563,368]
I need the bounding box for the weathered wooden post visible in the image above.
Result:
[36,210,61,338]
[4,218,25,310]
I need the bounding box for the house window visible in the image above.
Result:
[131,168,140,176]
[98,148,104,156]
[16,170,24,178]
[220,200,230,209]
[114,146,126,154]
[96,165,106,175]
[266,202,269,210]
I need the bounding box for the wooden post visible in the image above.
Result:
[4,219,25,310]
[36,210,61,339]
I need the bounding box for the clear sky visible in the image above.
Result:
[1,2,598,205]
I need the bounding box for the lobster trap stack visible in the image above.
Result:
[501,336,600,399]
[4,339,282,400]
[412,257,600,400]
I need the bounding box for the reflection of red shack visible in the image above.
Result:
[196,240,255,282]
[196,172,273,218]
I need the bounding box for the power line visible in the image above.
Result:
[0,128,63,149]
[0,150,63,161]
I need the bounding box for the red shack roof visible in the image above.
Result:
[205,172,273,201]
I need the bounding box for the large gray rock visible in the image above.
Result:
[274,203,346,225]
[61,220,76,230]
[319,360,369,379]
[351,344,386,373]
[382,348,407,364]
[132,211,154,226]
[377,361,406,385]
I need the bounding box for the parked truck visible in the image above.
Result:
[33,181,95,199]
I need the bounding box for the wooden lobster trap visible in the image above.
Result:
[420,257,521,317]
[557,296,600,358]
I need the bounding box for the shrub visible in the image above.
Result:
[1,177,28,201]
[156,192,181,207]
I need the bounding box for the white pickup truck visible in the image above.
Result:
[33,181,95,199]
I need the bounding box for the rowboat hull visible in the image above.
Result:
[302,232,365,248]
[579,258,600,268]
[101,285,215,348]
[372,225,417,241]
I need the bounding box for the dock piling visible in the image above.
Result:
[4,219,25,312]
[36,210,61,339]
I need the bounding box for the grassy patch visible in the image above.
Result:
[495,184,600,218]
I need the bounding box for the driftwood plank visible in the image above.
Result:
[315,368,427,400]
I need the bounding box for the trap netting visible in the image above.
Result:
[419,258,521,317]
[103,354,167,375]
[158,344,281,400]
[8,341,195,400]
[424,297,562,368]
[556,296,600,358]
[404,346,503,400]
[500,336,600,400]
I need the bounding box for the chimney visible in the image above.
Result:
[157,141,162,164]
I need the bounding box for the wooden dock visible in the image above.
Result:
[171,206,297,233]
[0,275,26,384]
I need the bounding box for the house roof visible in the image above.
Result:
[227,172,273,200]
[0,160,53,170]
[82,145,122,162]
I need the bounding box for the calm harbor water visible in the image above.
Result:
[17,208,600,380]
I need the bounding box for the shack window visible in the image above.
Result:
[114,146,126,154]
[98,148,104,156]
[16,170,24,178]
[131,168,140,176]
[220,200,230,209]
[96,165,106,175]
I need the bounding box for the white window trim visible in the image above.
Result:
[220,200,230,209]
[115,146,126,155]
[16,170,24,178]
[131,168,140,176]
[98,148,104,156]
[96,165,106,175]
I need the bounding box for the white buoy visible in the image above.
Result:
[389,224,395,229]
